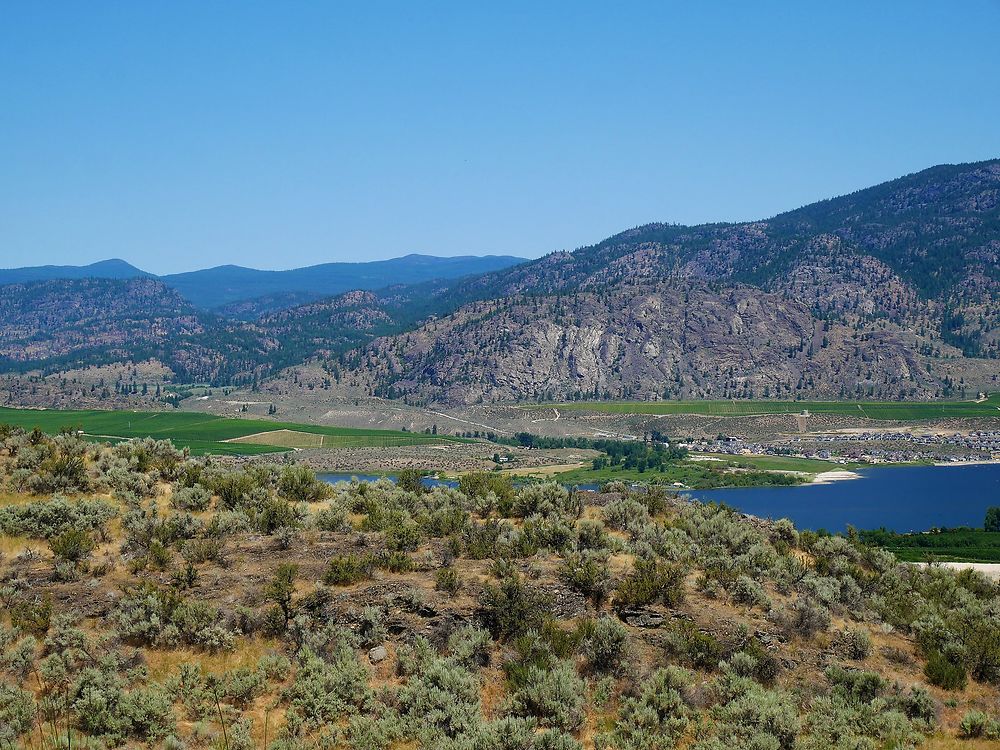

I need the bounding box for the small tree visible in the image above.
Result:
[265,563,298,629]
[985,506,1000,532]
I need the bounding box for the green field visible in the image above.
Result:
[553,455,810,489]
[0,407,461,456]
[859,528,1000,563]
[545,394,1000,420]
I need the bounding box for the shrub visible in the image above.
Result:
[282,648,372,729]
[459,472,514,510]
[48,528,96,565]
[923,651,967,691]
[512,483,581,521]
[664,620,723,671]
[581,617,628,673]
[559,550,611,605]
[397,657,481,740]
[323,554,374,585]
[0,496,117,539]
[435,566,462,596]
[959,710,988,738]
[448,625,492,668]
[278,465,333,503]
[265,563,299,630]
[384,521,422,552]
[0,683,36,746]
[575,519,610,550]
[478,575,552,640]
[774,597,830,639]
[9,594,53,635]
[171,485,212,511]
[612,667,691,749]
[615,558,688,609]
[730,575,769,608]
[508,661,586,731]
[832,628,872,661]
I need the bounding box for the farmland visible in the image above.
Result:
[859,528,1000,563]
[546,394,1000,420]
[0,406,460,455]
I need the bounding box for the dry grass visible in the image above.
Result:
[0,490,35,508]
[0,534,38,559]
[228,429,325,448]
[920,737,1000,749]
[499,462,589,477]
[141,636,284,681]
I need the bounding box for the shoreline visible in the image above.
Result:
[932,459,1000,468]
[810,469,862,484]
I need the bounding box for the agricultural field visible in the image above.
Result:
[552,455,810,489]
[0,406,461,455]
[546,394,1000,420]
[859,528,1000,563]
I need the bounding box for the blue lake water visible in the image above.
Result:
[687,463,1000,532]
[318,473,459,489]
[320,464,1000,533]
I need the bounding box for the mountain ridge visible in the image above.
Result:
[0,254,529,313]
[0,160,998,402]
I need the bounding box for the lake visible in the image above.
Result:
[687,463,1000,532]
[318,473,459,489]
[320,464,1000,533]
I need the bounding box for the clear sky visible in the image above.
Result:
[2,2,999,274]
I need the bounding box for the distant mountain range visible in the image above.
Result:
[1,160,998,403]
[0,254,527,312]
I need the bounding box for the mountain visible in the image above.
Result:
[160,254,528,310]
[0,254,528,315]
[1,161,998,402]
[343,160,1000,404]
[0,278,275,384]
[0,258,149,285]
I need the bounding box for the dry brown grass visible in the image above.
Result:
[921,737,1000,749]
[141,636,284,681]
[0,490,35,508]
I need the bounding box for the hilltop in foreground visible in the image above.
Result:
[2,425,1000,749]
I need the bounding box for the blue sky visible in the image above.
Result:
[2,2,999,274]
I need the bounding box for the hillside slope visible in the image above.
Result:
[342,161,1000,403]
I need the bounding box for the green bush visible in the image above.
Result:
[323,554,375,585]
[581,616,628,673]
[923,650,967,691]
[278,465,333,503]
[959,709,988,738]
[508,660,586,731]
[170,484,212,511]
[48,528,96,565]
[730,575,769,608]
[435,566,462,596]
[612,666,691,749]
[478,574,552,640]
[664,620,723,671]
[615,557,688,609]
[832,628,872,661]
[559,549,611,605]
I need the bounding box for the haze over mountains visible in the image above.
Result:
[0,254,527,312]
[1,160,999,404]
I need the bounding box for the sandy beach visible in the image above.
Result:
[811,469,862,484]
